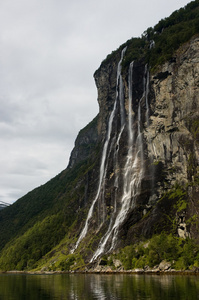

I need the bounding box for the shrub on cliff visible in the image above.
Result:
[117,233,199,270]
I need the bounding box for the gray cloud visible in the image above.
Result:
[0,0,190,203]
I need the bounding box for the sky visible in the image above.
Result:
[0,0,191,204]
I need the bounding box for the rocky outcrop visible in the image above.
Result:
[94,52,121,140]
[68,116,99,168]
[147,36,199,190]
[176,211,190,239]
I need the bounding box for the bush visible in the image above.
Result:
[59,254,76,271]
[116,233,199,270]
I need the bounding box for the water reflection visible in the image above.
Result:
[0,273,199,300]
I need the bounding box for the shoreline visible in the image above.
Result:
[1,269,199,275]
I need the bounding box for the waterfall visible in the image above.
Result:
[73,52,152,261]
[71,47,127,253]
[144,65,156,196]
[91,63,152,261]
[118,71,126,127]
[128,61,134,143]
[109,61,145,251]
[91,61,137,261]
[145,65,150,126]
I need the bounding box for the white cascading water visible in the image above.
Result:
[71,48,127,253]
[91,62,152,261]
[144,65,156,195]
[145,65,150,126]
[136,65,149,181]
[91,61,139,261]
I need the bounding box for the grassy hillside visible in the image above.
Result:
[0,117,100,270]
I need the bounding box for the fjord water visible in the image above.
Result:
[0,274,199,300]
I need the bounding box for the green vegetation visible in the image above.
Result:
[190,118,199,141]
[0,116,100,271]
[101,0,199,72]
[114,233,199,270]
[47,252,85,272]
[0,154,99,271]
[168,185,187,212]
[0,214,67,270]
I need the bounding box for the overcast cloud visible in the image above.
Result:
[0,0,191,204]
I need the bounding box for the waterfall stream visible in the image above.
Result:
[71,48,127,253]
[91,61,138,261]
[72,50,151,261]
[91,62,151,261]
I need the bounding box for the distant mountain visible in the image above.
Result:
[0,0,199,272]
[0,201,10,211]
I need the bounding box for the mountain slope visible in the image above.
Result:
[0,0,199,272]
[0,202,10,211]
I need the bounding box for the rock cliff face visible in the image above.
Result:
[70,36,199,262]
[68,115,99,169]
[149,36,199,187]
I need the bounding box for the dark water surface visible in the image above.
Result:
[0,273,199,300]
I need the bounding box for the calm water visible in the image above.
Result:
[0,273,199,300]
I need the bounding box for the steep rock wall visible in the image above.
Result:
[148,36,199,189]
[71,36,199,262]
